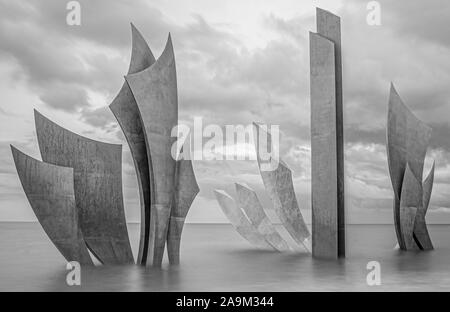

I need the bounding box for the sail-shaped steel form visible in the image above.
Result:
[387,83,434,250]
[109,24,156,265]
[235,183,290,252]
[253,122,310,252]
[10,25,197,267]
[11,146,93,265]
[167,159,200,264]
[416,163,435,250]
[399,164,421,250]
[125,35,178,267]
[309,8,345,259]
[214,190,273,250]
[109,27,198,266]
[35,110,134,265]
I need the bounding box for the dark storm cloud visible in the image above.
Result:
[0,0,171,50]
[39,84,89,112]
[177,15,308,116]
[430,123,450,152]
[0,0,309,133]
[1,0,450,218]
[333,0,450,152]
[0,0,172,115]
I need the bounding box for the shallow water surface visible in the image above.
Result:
[0,223,449,291]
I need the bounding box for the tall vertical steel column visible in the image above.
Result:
[310,8,345,259]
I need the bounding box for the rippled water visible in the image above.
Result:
[0,223,449,291]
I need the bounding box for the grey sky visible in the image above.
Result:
[1,0,450,224]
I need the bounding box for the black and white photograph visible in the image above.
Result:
[0,0,450,299]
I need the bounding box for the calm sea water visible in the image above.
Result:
[0,223,449,291]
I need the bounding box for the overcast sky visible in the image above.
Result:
[1,0,450,224]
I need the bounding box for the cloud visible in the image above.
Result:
[379,0,450,47]
[429,123,450,152]
[0,0,174,117]
[1,0,450,222]
[80,106,116,130]
[0,107,10,116]
[39,84,88,112]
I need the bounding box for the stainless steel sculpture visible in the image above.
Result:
[387,83,435,250]
[235,183,290,252]
[215,122,311,253]
[124,35,177,267]
[35,110,134,264]
[112,26,198,266]
[11,25,197,266]
[109,24,155,265]
[11,146,93,265]
[214,190,274,250]
[417,162,435,249]
[309,8,345,259]
[253,122,311,251]
[168,159,200,264]
[399,164,421,250]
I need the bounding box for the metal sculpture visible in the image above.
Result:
[35,110,134,264]
[253,123,310,252]
[11,24,198,266]
[11,146,93,265]
[309,8,346,259]
[213,122,311,253]
[235,183,290,251]
[114,26,199,266]
[109,24,155,265]
[387,83,435,250]
[125,34,177,267]
[167,159,200,264]
[214,190,274,250]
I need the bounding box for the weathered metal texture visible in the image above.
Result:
[387,83,432,249]
[399,165,422,250]
[422,162,435,214]
[109,24,155,265]
[315,8,345,258]
[127,23,156,74]
[34,110,134,265]
[11,146,93,265]
[167,159,200,264]
[125,35,178,266]
[214,190,273,249]
[253,123,310,251]
[400,207,418,250]
[235,183,290,252]
[310,31,340,259]
[309,8,345,259]
[413,162,435,250]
